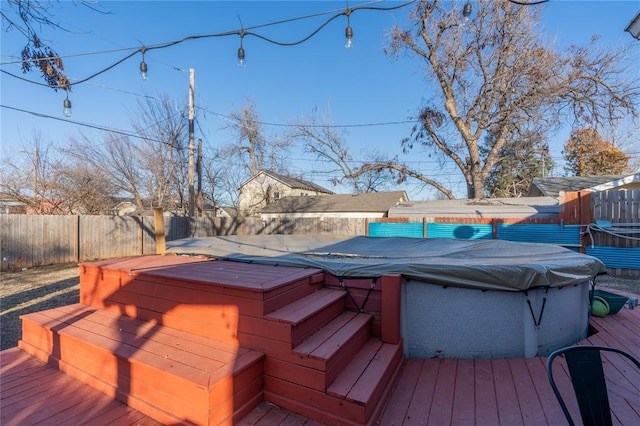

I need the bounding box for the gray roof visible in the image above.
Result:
[389,196,559,219]
[260,191,408,214]
[242,171,334,194]
[527,176,628,197]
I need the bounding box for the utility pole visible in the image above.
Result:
[33,147,38,213]
[197,138,203,217]
[188,68,195,218]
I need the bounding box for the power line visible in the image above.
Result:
[1,104,171,145]
[201,107,417,129]
[6,104,638,168]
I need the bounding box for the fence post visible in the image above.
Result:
[76,215,81,263]
[154,208,166,254]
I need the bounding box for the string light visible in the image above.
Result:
[345,10,353,49]
[237,31,246,67]
[139,47,148,80]
[463,1,472,21]
[2,0,416,98]
[63,91,72,117]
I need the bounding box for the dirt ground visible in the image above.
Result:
[1,263,638,351]
[1,263,80,350]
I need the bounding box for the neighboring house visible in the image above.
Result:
[238,171,334,216]
[527,174,640,197]
[259,191,409,220]
[388,196,560,220]
[0,194,27,214]
[112,201,139,216]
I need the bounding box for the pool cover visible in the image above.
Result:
[167,235,605,291]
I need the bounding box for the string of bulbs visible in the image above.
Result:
[4,0,549,117]
[3,0,416,117]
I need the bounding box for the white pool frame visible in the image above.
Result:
[401,279,590,358]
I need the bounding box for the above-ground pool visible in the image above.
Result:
[402,278,590,358]
[168,235,604,358]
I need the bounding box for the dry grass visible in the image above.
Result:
[0,262,637,351]
[1,264,80,350]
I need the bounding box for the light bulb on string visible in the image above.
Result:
[237,31,246,67]
[139,47,148,80]
[237,46,245,67]
[345,11,353,49]
[462,1,472,26]
[63,93,72,117]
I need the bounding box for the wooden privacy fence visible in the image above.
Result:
[0,215,365,271]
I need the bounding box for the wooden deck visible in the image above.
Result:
[2,285,639,425]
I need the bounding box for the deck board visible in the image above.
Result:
[2,287,639,425]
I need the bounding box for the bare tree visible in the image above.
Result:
[287,109,399,194]
[224,98,291,178]
[63,95,188,213]
[66,132,147,210]
[55,160,118,214]
[130,95,188,212]
[0,134,66,213]
[375,0,639,198]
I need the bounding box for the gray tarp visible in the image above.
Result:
[167,235,606,291]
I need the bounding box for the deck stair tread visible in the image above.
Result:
[21,304,261,381]
[264,288,345,325]
[293,311,372,361]
[263,337,404,425]
[328,338,403,405]
[19,303,265,425]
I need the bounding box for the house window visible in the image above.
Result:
[274,192,280,200]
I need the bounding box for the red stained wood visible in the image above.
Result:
[492,357,523,425]
[137,260,322,293]
[264,376,367,424]
[346,341,404,419]
[17,303,265,426]
[266,289,345,346]
[327,338,383,398]
[264,357,326,392]
[381,274,401,344]
[403,358,440,423]
[265,289,344,326]
[508,358,547,425]
[451,359,476,425]
[0,348,157,426]
[473,358,499,425]
[427,358,457,425]
[293,311,358,356]
[378,358,423,424]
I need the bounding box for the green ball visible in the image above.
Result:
[592,296,610,317]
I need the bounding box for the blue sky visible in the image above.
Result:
[1,0,639,200]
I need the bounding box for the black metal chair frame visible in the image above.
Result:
[546,344,640,426]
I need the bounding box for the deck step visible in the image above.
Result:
[18,304,265,425]
[264,288,346,346]
[265,338,405,425]
[261,311,371,395]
